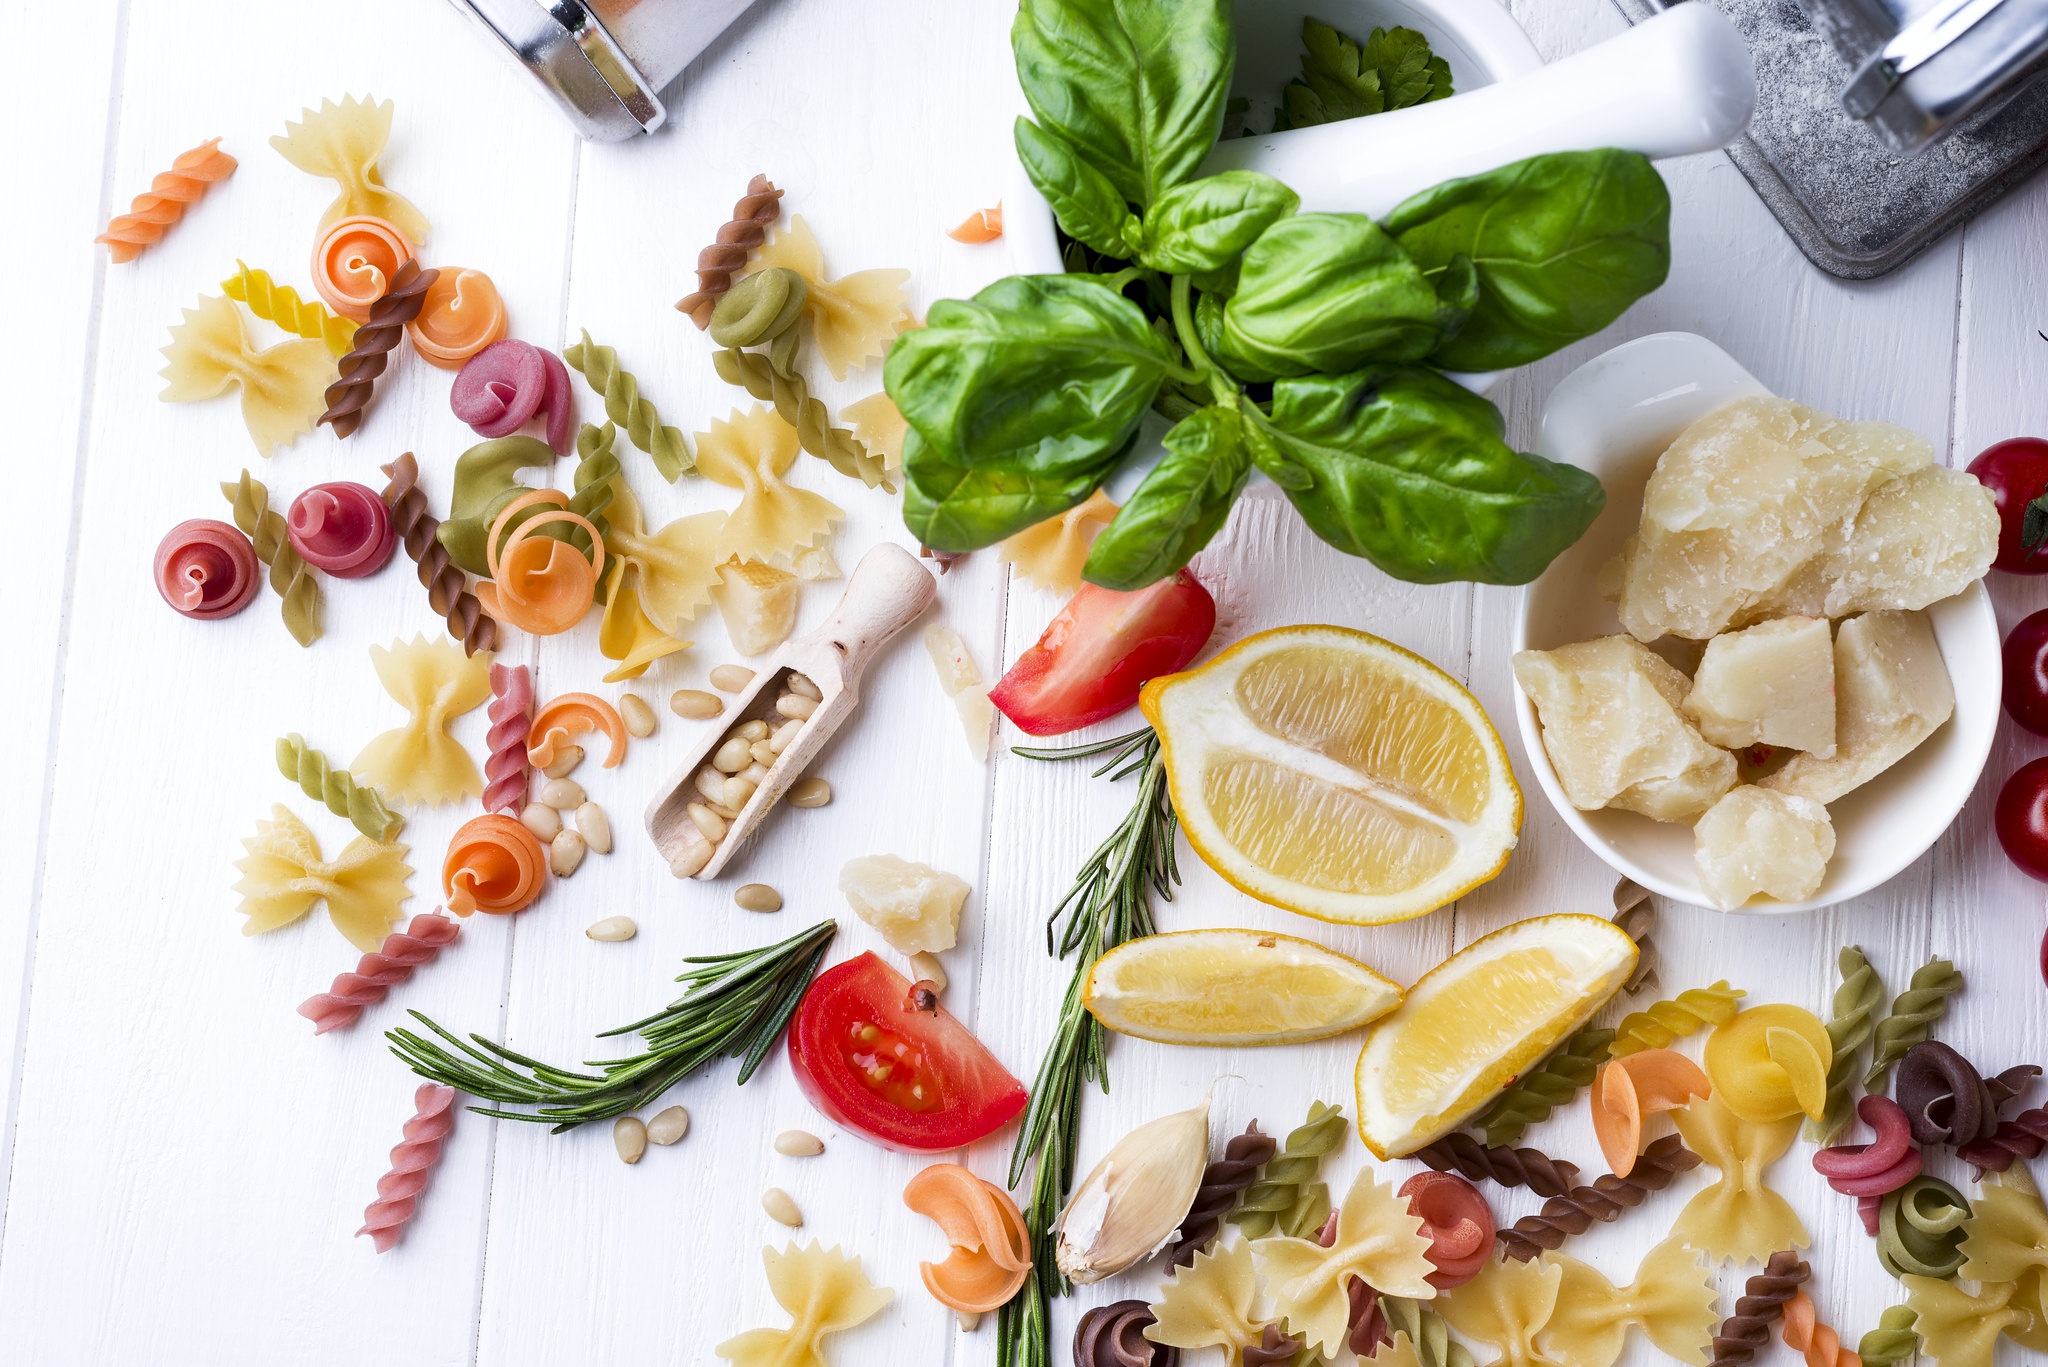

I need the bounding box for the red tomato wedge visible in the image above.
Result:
[990,570,1216,736]
[788,953,1027,1152]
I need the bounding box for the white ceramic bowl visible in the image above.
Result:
[1512,332,2001,914]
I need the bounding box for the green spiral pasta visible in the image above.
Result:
[1607,982,1744,1057]
[564,329,692,481]
[276,734,404,842]
[221,470,321,646]
[568,420,621,566]
[1811,946,1888,1143]
[1876,1176,1971,1279]
[1228,1100,1344,1239]
[1854,1306,1919,1365]
[1475,1025,1614,1147]
[1381,1296,1475,1367]
[1863,956,1964,1095]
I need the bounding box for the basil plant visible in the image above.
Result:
[885,0,1674,591]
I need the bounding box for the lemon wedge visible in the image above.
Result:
[1140,626,1520,925]
[1083,928,1403,1047]
[1353,914,1638,1158]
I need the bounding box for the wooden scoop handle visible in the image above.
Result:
[797,542,936,690]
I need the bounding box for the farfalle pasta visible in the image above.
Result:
[750,215,911,379]
[998,488,1121,595]
[1536,1239,1718,1367]
[695,406,843,571]
[407,267,507,368]
[1254,1165,1437,1355]
[1902,1272,2036,1367]
[309,215,415,322]
[1436,1251,1563,1367]
[901,1163,1030,1314]
[715,1242,893,1367]
[842,391,908,472]
[1671,1092,1807,1265]
[1704,1004,1832,1123]
[1591,1049,1711,1177]
[1144,1239,1268,1358]
[352,635,493,806]
[233,804,412,952]
[1960,1165,2048,1287]
[162,294,332,455]
[443,813,546,915]
[271,95,430,244]
[600,478,724,635]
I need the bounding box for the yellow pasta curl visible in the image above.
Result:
[1607,982,1745,1057]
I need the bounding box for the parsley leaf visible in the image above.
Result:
[1277,18,1453,131]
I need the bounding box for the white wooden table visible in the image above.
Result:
[6,0,2045,1363]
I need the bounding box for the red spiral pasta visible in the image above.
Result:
[1812,1094,1921,1234]
[154,518,261,619]
[450,339,574,454]
[298,911,460,1034]
[357,1082,456,1252]
[483,663,533,815]
[443,813,547,915]
[286,481,396,577]
[1399,1170,1496,1289]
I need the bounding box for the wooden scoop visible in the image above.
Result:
[644,542,937,879]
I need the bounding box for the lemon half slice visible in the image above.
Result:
[1084,928,1403,1046]
[1140,626,1520,925]
[1354,914,1638,1158]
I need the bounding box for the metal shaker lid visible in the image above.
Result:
[446,0,669,141]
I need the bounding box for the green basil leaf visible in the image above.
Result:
[1012,0,1234,208]
[1215,213,1454,381]
[1136,171,1299,274]
[1258,366,1604,583]
[1084,405,1253,589]
[901,429,1126,552]
[436,436,557,576]
[1014,117,1138,260]
[1384,149,1671,371]
[884,274,1177,476]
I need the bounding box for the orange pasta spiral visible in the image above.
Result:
[527,693,628,769]
[1780,1291,1860,1367]
[406,267,507,368]
[442,814,547,915]
[473,491,604,636]
[311,214,415,321]
[97,137,237,262]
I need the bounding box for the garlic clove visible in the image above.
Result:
[1054,1094,1210,1284]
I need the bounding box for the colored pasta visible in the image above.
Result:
[695,405,844,569]
[597,557,691,682]
[357,1082,455,1252]
[1704,1004,1832,1123]
[1228,1100,1344,1239]
[1412,1134,1582,1199]
[271,95,430,244]
[1612,880,1659,995]
[1497,1133,1701,1262]
[1253,1166,1436,1354]
[285,481,395,577]
[320,258,436,437]
[749,214,911,379]
[715,1243,893,1367]
[1075,1300,1177,1367]
[1170,1120,1276,1266]
[97,136,236,262]
[1590,1048,1710,1177]
[1813,946,1887,1142]
[166,296,332,455]
[309,214,416,321]
[528,693,628,769]
[1435,1251,1562,1367]
[1779,1290,1856,1367]
[482,664,533,815]
[1877,1176,1971,1279]
[299,911,459,1034]
[1144,1240,1269,1359]
[1399,1170,1495,1289]
[1854,1305,1920,1366]
[947,203,1004,243]
[406,267,506,368]
[277,734,404,842]
[1475,1025,1614,1147]
[380,452,496,656]
[436,435,558,577]
[675,173,783,327]
[564,329,692,481]
[1902,1273,2032,1367]
[1863,956,1964,1095]
[1958,1168,2048,1324]
[842,390,908,472]
[900,1163,1030,1314]
[1537,1237,1719,1367]
[154,518,260,620]
[451,339,574,454]
[1958,1105,2048,1176]
[599,473,724,634]
[224,260,355,356]
[1608,982,1745,1058]
[1240,1324,1304,1366]
[998,488,1120,595]
[1354,1288,1474,1367]
[233,804,412,952]
[1708,1251,1808,1367]
[1895,1041,1993,1146]
[1671,1092,1806,1265]
[474,491,604,635]
[222,470,322,645]
[351,635,493,806]
[1811,1094,1922,1234]
[442,813,547,916]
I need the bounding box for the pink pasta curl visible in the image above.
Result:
[483,663,534,815]
[1811,1094,1921,1235]
[1400,1170,1496,1289]
[298,911,461,1034]
[358,1083,457,1253]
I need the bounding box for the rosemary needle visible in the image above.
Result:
[387,919,836,1131]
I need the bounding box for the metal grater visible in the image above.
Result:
[1614,0,2048,277]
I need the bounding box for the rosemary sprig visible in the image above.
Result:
[1000,727,1179,1367]
[387,919,836,1131]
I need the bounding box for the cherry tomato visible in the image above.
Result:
[1966,438,2048,573]
[788,952,1027,1151]
[990,570,1216,736]
[1996,758,2048,881]
[2005,609,2048,735]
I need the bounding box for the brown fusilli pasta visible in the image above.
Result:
[1708,1251,1808,1367]
[380,452,496,655]
[1412,1134,1582,1199]
[321,260,436,438]
[1495,1134,1699,1261]
[676,173,784,327]
[1170,1121,1277,1266]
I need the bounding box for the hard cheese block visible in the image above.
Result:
[1694,784,1836,910]
[1683,615,1836,756]
[1760,609,1953,804]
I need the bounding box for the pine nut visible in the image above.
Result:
[762,1187,803,1226]
[723,776,758,810]
[769,719,803,753]
[670,843,712,878]
[708,799,743,820]
[647,1106,690,1145]
[735,884,783,913]
[774,1129,825,1156]
[739,762,770,785]
[738,719,771,742]
[787,672,822,701]
[713,736,753,773]
[520,802,562,842]
[540,778,585,811]
[788,777,832,808]
[688,803,727,841]
[550,829,588,876]
[710,664,755,693]
[618,693,657,738]
[575,802,612,854]
[775,692,818,720]
[585,915,636,941]
[957,1311,982,1332]
[614,1116,648,1165]
[695,766,727,803]
[671,689,722,720]
[540,744,584,779]
[911,952,948,993]
[749,739,777,766]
